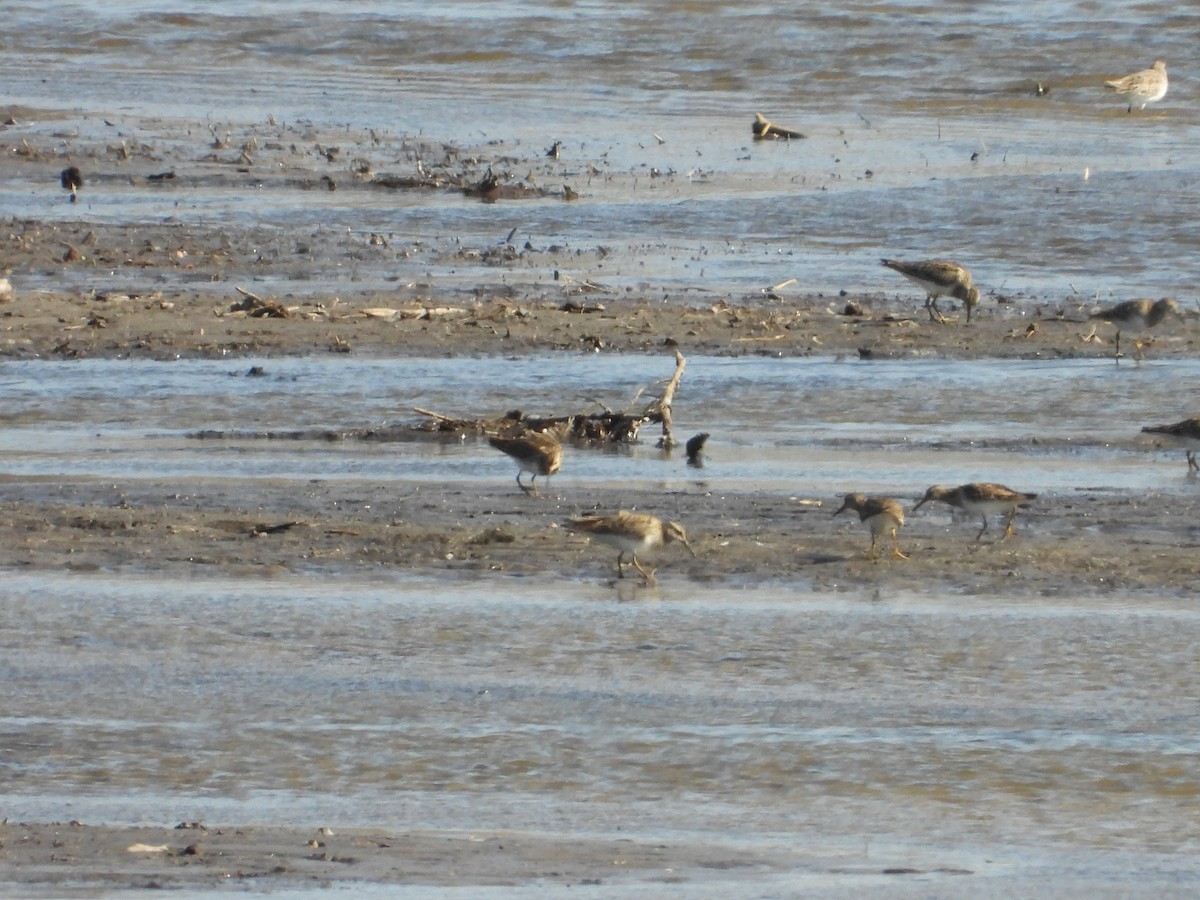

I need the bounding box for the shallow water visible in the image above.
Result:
[3,2,1200,300]
[0,354,1195,495]
[2,572,1200,891]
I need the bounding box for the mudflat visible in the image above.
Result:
[3,116,1199,895]
[1,262,1197,600]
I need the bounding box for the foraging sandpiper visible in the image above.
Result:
[881,258,980,323]
[833,493,908,560]
[1089,297,1179,362]
[488,431,563,496]
[1105,59,1168,112]
[1141,417,1200,472]
[567,510,695,585]
[913,482,1037,541]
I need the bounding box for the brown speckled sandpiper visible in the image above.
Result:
[881,258,980,323]
[1141,417,1200,472]
[567,510,695,585]
[1105,59,1168,112]
[913,482,1037,541]
[833,493,908,560]
[488,431,563,496]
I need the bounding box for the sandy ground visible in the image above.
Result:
[0,820,734,893]
[0,820,988,896]
[2,475,1199,600]
[1,239,1189,363]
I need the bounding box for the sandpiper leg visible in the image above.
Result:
[1188,451,1198,472]
[516,472,534,495]
[890,528,909,560]
[975,517,989,541]
[631,555,657,586]
[1002,510,1017,539]
[616,551,626,579]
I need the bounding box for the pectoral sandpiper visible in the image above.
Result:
[566,510,695,586]
[913,482,1037,541]
[833,493,908,560]
[881,258,980,323]
[1141,417,1200,472]
[1089,297,1179,362]
[1105,59,1168,112]
[488,431,563,496]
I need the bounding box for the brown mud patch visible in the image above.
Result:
[1,478,1197,598]
[2,275,1191,364]
[0,819,974,893]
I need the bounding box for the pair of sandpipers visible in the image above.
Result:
[881,258,1181,361]
[835,483,1038,561]
[836,413,1200,561]
[487,430,693,587]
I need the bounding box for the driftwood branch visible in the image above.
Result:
[645,350,685,449]
[234,286,266,304]
[412,351,688,445]
[229,285,291,318]
[187,353,692,448]
[412,406,462,424]
[752,113,806,141]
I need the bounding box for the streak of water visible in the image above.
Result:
[1,355,1195,493]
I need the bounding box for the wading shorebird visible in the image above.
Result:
[1089,297,1179,362]
[60,166,83,203]
[833,493,908,561]
[1141,417,1200,472]
[566,510,695,586]
[487,431,563,496]
[880,258,980,323]
[913,482,1038,542]
[1105,59,1168,112]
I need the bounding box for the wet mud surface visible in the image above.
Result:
[2,475,1198,599]
[4,114,1194,598]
